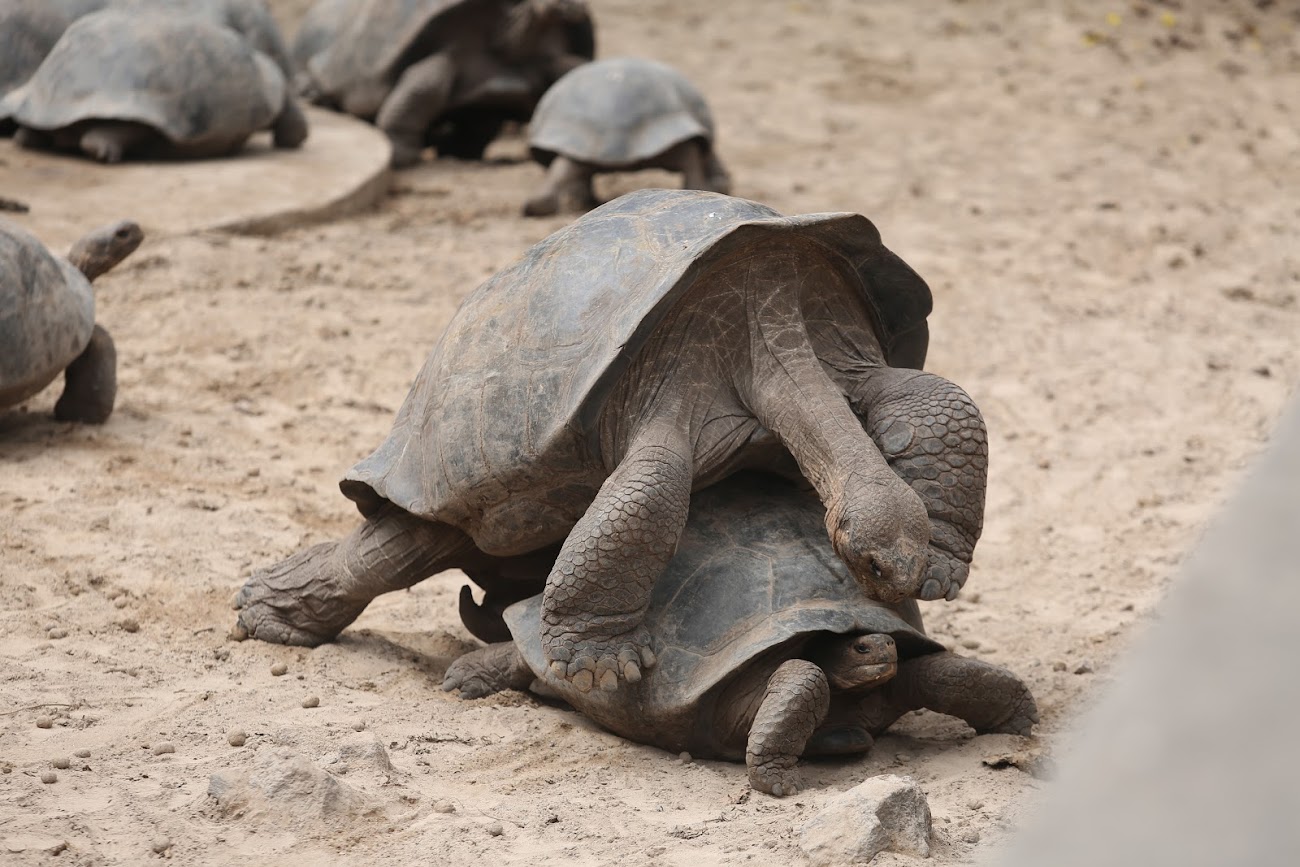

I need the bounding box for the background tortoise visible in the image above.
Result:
[444,473,1036,797]
[233,189,987,696]
[523,56,732,216]
[294,0,595,167]
[0,0,295,121]
[1,10,308,163]
[0,218,142,424]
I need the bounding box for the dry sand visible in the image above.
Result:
[2,1,1298,864]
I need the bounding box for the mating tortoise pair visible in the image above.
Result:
[233,189,989,700]
[293,0,595,167]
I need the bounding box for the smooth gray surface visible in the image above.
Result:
[994,391,1300,866]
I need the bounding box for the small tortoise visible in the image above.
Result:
[293,0,595,167]
[2,10,308,163]
[233,189,987,696]
[444,473,1036,797]
[0,218,142,423]
[523,57,732,217]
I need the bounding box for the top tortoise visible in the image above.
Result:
[233,189,988,694]
[294,0,595,167]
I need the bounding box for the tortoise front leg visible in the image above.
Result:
[540,422,692,692]
[522,155,595,217]
[746,660,831,797]
[376,52,455,168]
[232,504,477,646]
[79,122,155,163]
[442,642,534,699]
[272,97,309,149]
[854,653,1039,737]
[54,324,116,424]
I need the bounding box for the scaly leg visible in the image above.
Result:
[232,504,476,646]
[540,421,692,692]
[376,52,455,168]
[272,98,309,149]
[54,324,116,424]
[854,653,1039,737]
[442,642,534,699]
[746,660,831,797]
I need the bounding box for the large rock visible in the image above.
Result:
[799,774,932,865]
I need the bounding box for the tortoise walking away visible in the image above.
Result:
[233,189,987,695]
[444,474,1035,797]
[523,57,732,217]
[293,0,595,167]
[1,10,307,163]
[0,219,142,423]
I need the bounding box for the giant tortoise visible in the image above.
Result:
[2,10,307,162]
[443,473,1035,797]
[523,57,732,216]
[293,0,595,166]
[232,189,987,696]
[1,218,142,423]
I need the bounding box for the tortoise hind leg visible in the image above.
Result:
[855,653,1039,738]
[669,140,729,194]
[232,504,477,646]
[54,324,116,424]
[746,660,832,797]
[376,52,455,169]
[79,122,155,163]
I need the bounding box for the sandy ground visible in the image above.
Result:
[2,1,1299,864]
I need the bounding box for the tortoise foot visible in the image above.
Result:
[442,643,532,699]
[388,138,424,169]
[979,687,1040,737]
[917,552,968,602]
[543,625,656,693]
[230,542,368,646]
[747,757,800,798]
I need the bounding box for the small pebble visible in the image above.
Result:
[36,717,53,729]
[351,721,366,732]
[119,618,140,634]
[113,597,129,609]
[485,822,504,837]
[152,838,172,854]
[41,771,57,784]
[962,830,981,844]
[1052,661,1067,672]
[270,663,288,677]
[47,627,68,639]
[1074,660,1095,675]
[960,638,981,650]
[52,758,71,770]
[678,751,691,763]
[152,742,176,756]
[433,800,456,814]
[227,730,247,747]
[74,749,91,759]
[967,799,984,810]
[301,696,320,709]
[895,753,912,763]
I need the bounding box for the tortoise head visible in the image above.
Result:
[813,632,898,691]
[68,220,143,282]
[824,484,930,603]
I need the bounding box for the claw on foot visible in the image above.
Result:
[543,629,656,692]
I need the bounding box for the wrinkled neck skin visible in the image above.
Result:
[68,221,143,282]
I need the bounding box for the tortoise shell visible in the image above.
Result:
[0,220,95,409]
[340,189,933,551]
[503,473,946,741]
[4,11,286,146]
[528,57,717,168]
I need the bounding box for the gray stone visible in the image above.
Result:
[208,748,369,827]
[799,774,932,865]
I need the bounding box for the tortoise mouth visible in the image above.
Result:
[828,661,898,691]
